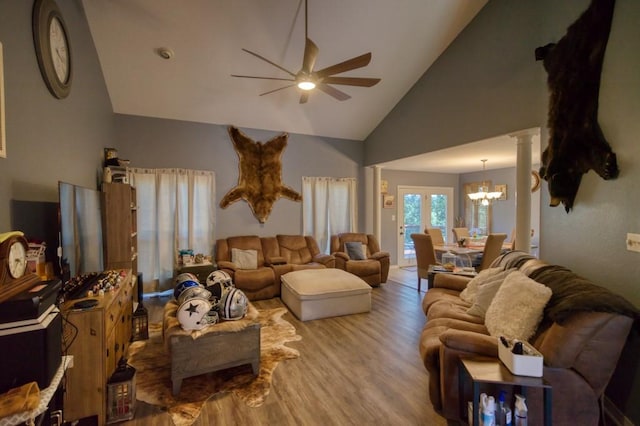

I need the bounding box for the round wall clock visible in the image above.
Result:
[33,0,72,99]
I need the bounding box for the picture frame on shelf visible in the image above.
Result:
[495,184,507,201]
[1,42,6,158]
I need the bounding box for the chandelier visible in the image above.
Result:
[467,159,503,206]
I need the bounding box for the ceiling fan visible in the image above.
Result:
[231,0,381,103]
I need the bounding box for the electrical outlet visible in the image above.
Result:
[626,233,640,252]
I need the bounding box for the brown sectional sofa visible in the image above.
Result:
[419,251,638,425]
[215,234,335,300]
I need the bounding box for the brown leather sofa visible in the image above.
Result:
[419,251,638,425]
[215,234,335,300]
[330,233,390,287]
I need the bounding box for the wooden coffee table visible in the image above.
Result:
[164,301,261,395]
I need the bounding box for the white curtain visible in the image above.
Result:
[127,168,216,292]
[302,177,357,253]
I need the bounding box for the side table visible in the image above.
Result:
[1,356,72,426]
[176,262,216,284]
[427,265,477,290]
[458,356,552,426]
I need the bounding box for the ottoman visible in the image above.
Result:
[281,269,372,321]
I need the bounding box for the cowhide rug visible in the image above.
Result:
[127,307,301,425]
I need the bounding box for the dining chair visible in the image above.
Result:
[410,233,438,292]
[452,227,470,243]
[476,233,508,271]
[425,228,445,245]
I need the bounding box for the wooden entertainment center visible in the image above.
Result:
[62,183,138,424]
[62,271,134,424]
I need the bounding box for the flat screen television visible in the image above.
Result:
[58,181,104,279]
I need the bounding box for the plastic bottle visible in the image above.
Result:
[497,391,512,426]
[514,394,528,426]
[482,395,496,426]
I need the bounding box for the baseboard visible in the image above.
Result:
[603,396,635,426]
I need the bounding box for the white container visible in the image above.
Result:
[514,394,528,426]
[498,338,543,377]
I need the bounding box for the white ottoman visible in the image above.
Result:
[281,269,372,321]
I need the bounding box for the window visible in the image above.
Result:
[302,177,357,253]
[128,168,215,292]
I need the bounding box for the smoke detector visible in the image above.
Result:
[156,47,174,60]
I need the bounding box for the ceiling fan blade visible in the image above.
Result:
[231,75,296,82]
[259,84,296,96]
[316,83,351,101]
[301,38,319,74]
[322,76,381,87]
[300,93,309,104]
[314,52,373,78]
[241,48,296,77]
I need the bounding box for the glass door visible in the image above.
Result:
[397,186,454,267]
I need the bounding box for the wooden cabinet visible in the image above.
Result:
[102,183,138,276]
[62,270,134,425]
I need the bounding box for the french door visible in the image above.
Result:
[397,186,454,267]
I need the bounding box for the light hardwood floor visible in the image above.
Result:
[125,268,448,425]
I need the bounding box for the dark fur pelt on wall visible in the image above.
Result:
[220,126,302,223]
[536,0,618,212]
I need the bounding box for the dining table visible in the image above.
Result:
[433,244,483,255]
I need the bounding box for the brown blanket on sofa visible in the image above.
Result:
[528,265,638,324]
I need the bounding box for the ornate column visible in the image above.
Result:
[373,166,382,243]
[509,128,538,253]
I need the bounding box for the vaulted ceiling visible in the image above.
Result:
[82,0,488,142]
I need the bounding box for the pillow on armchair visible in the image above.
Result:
[345,242,366,260]
[231,248,258,270]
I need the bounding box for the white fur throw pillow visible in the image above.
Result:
[231,248,258,270]
[485,271,552,341]
[460,267,512,303]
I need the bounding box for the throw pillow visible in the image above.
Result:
[466,277,505,318]
[485,271,552,341]
[460,267,510,303]
[345,242,366,260]
[231,248,258,270]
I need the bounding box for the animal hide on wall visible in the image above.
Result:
[220,126,302,223]
[535,0,618,213]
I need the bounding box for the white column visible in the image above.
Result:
[509,128,538,253]
[373,166,382,243]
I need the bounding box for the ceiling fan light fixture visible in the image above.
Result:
[297,80,316,91]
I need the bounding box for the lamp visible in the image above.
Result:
[106,358,136,423]
[467,159,503,206]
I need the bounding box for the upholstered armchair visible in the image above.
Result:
[330,233,390,287]
[215,235,277,300]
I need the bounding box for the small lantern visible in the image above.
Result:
[131,303,149,341]
[106,358,136,423]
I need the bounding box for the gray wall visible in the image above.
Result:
[113,114,365,240]
[367,0,640,420]
[0,0,113,228]
[365,1,549,166]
